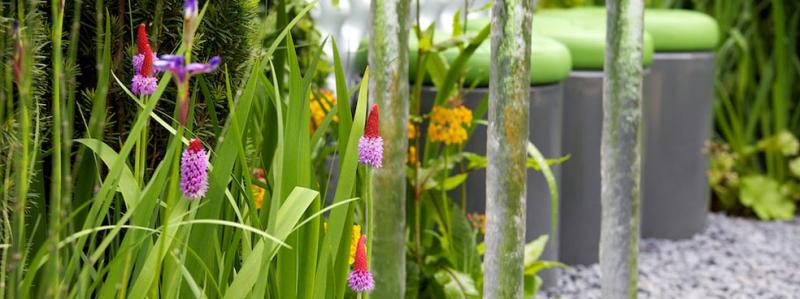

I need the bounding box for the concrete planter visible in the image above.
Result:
[639,9,719,240]
[641,53,715,240]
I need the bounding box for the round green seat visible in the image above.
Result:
[354,33,571,86]
[533,10,655,70]
[644,9,719,51]
[438,34,571,86]
[537,7,719,52]
[465,12,654,70]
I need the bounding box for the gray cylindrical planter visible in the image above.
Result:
[640,9,719,240]
[641,52,714,240]
[421,83,563,287]
[558,71,603,266]
[533,9,656,266]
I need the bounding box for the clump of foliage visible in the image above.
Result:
[1,0,373,298]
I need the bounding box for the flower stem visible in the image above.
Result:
[365,167,374,299]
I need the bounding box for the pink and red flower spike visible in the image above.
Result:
[357,104,383,168]
[347,235,374,292]
[180,138,208,200]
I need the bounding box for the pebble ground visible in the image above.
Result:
[545,213,800,299]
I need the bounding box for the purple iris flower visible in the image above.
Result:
[153,55,220,125]
[153,55,220,84]
[184,0,198,19]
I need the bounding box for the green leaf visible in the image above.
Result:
[523,275,542,299]
[434,268,480,299]
[790,157,800,178]
[74,139,140,207]
[756,130,799,156]
[223,187,320,299]
[524,235,549,265]
[739,175,796,220]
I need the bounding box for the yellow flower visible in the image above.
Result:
[252,168,267,209]
[310,89,338,133]
[408,121,417,140]
[408,145,417,164]
[252,179,266,209]
[349,224,362,265]
[428,105,473,145]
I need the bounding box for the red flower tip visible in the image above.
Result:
[364,104,380,138]
[137,24,150,55]
[188,138,203,152]
[253,168,265,179]
[141,44,153,76]
[354,235,368,271]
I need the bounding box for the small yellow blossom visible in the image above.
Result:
[428,105,473,145]
[252,168,267,209]
[408,121,417,140]
[310,89,338,133]
[253,183,266,209]
[408,145,417,164]
[349,224,362,265]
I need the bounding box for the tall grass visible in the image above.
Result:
[679,0,800,217]
[2,1,370,298]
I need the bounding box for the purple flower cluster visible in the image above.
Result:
[131,74,158,96]
[181,139,208,200]
[357,136,383,168]
[347,269,375,292]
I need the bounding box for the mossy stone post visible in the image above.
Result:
[484,0,533,297]
[368,0,409,296]
[600,1,644,298]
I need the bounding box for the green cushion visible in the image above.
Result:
[544,7,719,51]
[536,10,655,69]
[439,34,571,86]
[353,32,572,86]
[466,12,654,70]
[645,9,719,51]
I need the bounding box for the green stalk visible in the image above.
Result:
[599,0,644,298]
[154,93,186,296]
[368,0,410,296]
[46,1,65,296]
[11,13,33,299]
[483,0,532,297]
[365,167,374,271]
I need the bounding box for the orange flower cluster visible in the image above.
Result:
[310,89,338,133]
[428,105,473,145]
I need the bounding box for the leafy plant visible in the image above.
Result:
[2,1,376,298]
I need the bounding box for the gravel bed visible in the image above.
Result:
[545,213,800,299]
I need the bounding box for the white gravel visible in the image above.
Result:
[545,213,800,299]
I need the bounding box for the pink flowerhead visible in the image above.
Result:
[181,138,208,200]
[131,74,157,95]
[358,104,383,168]
[348,235,374,292]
